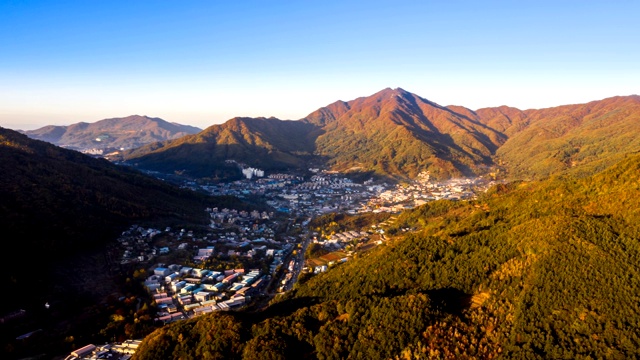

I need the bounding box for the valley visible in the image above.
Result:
[2,89,640,359]
[42,165,495,359]
[3,0,638,358]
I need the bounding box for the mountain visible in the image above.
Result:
[478,95,640,179]
[121,90,640,182]
[124,117,319,179]
[124,88,507,180]
[22,115,201,152]
[306,88,506,178]
[0,126,244,311]
[133,151,640,359]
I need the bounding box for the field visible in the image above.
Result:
[307,251,348,267]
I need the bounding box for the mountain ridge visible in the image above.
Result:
[22,89,640,181]
[22,115,201,152]
[123,88,640,181]
[124,116,319,178]
[307,87,506,178]
[123,88,514,180]
[486,94,640,179]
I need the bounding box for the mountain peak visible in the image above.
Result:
[369,87,443,108]
[374,87,411,97]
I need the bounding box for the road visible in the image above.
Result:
[283,218,313,291]
[247,218,313,311]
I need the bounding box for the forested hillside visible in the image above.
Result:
[482,95,640,179]
[308,88,504,179]
[123,88,508,180]
[133,151,640,359]
[122,89,640,182]
[123,117,318,179]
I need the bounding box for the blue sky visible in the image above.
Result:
[1,1,638,130]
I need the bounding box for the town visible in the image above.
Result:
[63,166,497,359]
[188,165,495,216]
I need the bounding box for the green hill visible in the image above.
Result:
[123,117,319,179]
[479,95,640,180]
[133,151,640,359]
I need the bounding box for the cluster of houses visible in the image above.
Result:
[118,225,164,264]
[203,208,299,264]
[117,225,223,265]
[114,202,294,267]
[183,171,381,217]
[363,176,493,213]
[64,340,141,360]
[114,203,301,325]
[182,168,496,220]
[327,230,370,244]
[310,230,372,253]
[207,206,272,226]
[144,264,268,324]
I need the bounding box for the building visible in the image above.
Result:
[153,267,171,277]
[69,344,96,358]
[242,167,265,179]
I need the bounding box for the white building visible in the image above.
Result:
[242,167,265,179]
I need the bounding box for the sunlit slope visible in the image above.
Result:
[308,87,505,179]
[134,152,640,359]
[124,117,318,178]
[484,95,640,179]
[125,88,507,180]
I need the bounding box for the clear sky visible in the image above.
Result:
[1,1,638,130]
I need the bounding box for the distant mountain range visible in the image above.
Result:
[21,115,201,152]
[124,88,505,180]
[16,89,640,181]
[122,88,640,180]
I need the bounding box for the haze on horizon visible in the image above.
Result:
[1,0,638,131]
